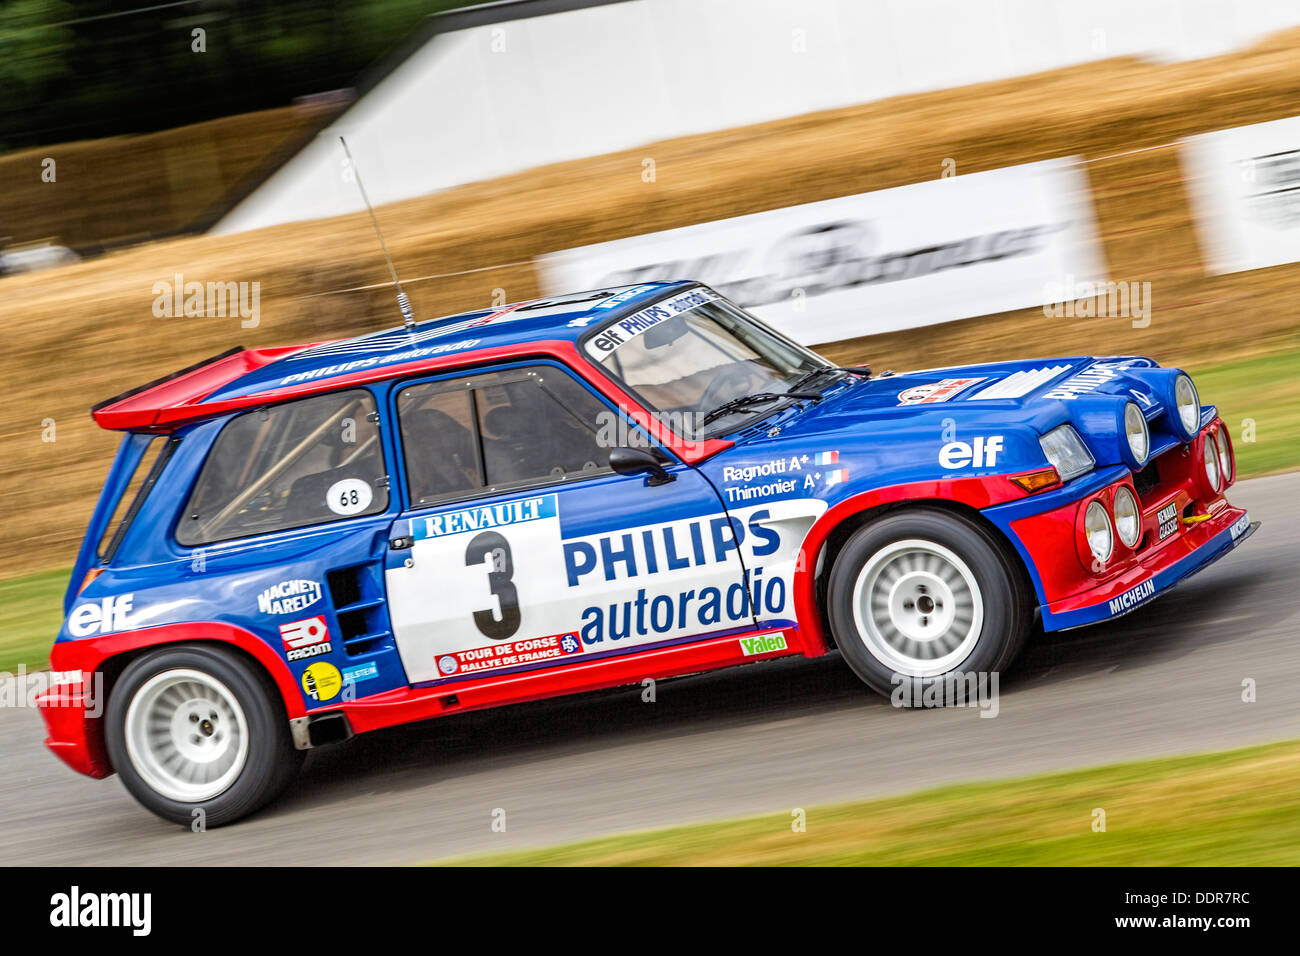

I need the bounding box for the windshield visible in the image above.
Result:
[583,287,829,439]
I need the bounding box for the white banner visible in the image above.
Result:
[536,158,1105,345]
[1182,115,1300,274]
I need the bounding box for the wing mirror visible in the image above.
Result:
[608,447,676,486]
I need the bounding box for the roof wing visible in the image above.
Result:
[91,344,327,430]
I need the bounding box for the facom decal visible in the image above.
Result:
[257,579,323,616]
[739,633,788,656]
[584,287,718,359]
[435,631,583,677]
[939,435,1004,469]
[1108,579,1156,615]
[67,594,135,638]
[280,615,333,661]
[301,662,342,702]
[897,377,985,405]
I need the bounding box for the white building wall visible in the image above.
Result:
[214,0,1300,235]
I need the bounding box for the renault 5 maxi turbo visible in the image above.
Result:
[37,281,1256,825]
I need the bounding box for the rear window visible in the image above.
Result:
[98,436,177,562]
[176,390,388,546]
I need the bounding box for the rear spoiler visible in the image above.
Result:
[91,344,319,430]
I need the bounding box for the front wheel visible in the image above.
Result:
[105,644,304,826]
[826,509,1031,702]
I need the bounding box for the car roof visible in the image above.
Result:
[207,281,686,401]
[92,281,692,430]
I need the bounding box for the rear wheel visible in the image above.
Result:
[827,509,1031,702]
[105,644,304,826]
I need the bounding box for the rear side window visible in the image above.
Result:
[98,436,177,562]
[177,390,388,546]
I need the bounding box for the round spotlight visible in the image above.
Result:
[1202,433,1221,493]
[1113,485,1141,549]
[1215,429,1232,486]
[1084,499,1114,564]
[1174,374,1200,439]
[1124,402,1149,467]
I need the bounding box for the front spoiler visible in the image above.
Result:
[1041,509,1257,631]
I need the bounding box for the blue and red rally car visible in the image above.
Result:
[37,282,1256,824]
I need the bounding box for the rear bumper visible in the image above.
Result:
[35,674,112,779]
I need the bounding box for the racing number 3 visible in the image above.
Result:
[465,531,520,639]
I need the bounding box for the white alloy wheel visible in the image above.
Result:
[850,539,985,677]
[124,668,250,803]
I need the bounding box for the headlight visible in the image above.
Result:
[1040,425,1094,482]
[1124,402,1149,467]
[1174,374,1200,439]
[1202,433,1221,492]
[1215,429,1232,485]
[1084,500,1114,563]
[1113,485,1141,548]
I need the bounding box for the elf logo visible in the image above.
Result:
[67,594,135,638]
[939,435,1004,469]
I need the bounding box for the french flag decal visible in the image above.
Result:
[815,451,839,465]
[825,468,848,485]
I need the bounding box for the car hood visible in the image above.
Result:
[720,355,1195,475]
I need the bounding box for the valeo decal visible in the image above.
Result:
[739,633,788,656]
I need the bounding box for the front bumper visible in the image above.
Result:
[1040,506,1255,630]
[991,416,1256,631]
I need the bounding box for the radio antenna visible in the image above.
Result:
[339,136,415,330]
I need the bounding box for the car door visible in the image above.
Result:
[384,361,756,685]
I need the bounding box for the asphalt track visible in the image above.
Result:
[2,473,1296,865]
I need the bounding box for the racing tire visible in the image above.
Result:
[826,508,1031,704]
[105,644,304,826]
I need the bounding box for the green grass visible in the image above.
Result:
[0,568,68,673]
[1190,347,1300,478]
[432,740,1300,866]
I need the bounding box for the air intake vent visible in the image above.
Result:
[326,564,394,657]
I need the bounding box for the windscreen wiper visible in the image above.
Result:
[785,365,871,394]
[701,389,822,427]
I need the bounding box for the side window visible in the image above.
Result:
[99,436,178,562]
[398,366,613,506]
[177,390,388,546]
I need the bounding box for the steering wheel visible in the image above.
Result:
[698,364,761,414]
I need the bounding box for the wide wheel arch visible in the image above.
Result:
[50,624,304,776]
[797,497,1038,652]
